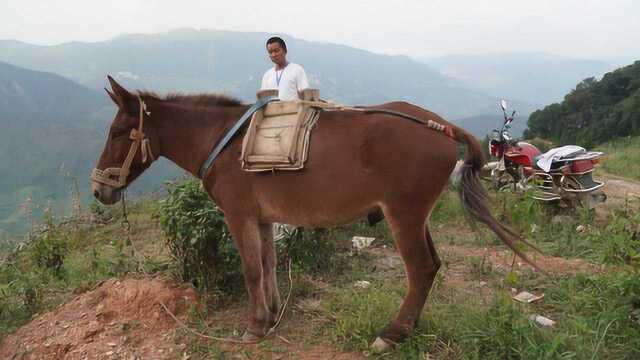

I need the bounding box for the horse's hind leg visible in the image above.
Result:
[259,222,280,327]
[373,211,441,351]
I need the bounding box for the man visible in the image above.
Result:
[261,36,309,101]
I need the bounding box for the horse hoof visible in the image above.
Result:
[242,331,263,343]
[371,337,392,353]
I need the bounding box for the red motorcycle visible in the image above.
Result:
[485,100,606,207]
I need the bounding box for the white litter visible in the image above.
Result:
[352,236,375,250]
[354,280,371,289]
[529,314,556,327]
[513,291,545,303]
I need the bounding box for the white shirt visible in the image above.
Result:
[260,62,309,101]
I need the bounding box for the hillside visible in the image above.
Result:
[0,62,180,240]
[0,61,106,125]
[525,60,640,146]
[0,62,106,237]
[451,113,527,138]
[424,52,612,106]
[0,29,530,120]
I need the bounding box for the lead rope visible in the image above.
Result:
[119,193,294,345]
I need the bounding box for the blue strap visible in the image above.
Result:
[199,96,278,179]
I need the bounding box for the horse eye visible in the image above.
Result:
[110,128,129,139]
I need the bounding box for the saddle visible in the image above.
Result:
[241,89,322,172]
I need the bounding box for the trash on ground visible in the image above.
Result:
[352,236,375,250]
[513,291,545,303]
[354,280,371,289]
[529,314,556,327]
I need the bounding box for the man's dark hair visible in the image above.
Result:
[266,36,287,52]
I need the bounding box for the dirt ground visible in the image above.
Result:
[1,277,198,359]
[599,173,640,207]
[589,172,640,223]
[0,275,362,360]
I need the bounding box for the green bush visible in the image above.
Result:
[158,180,242,294]
[28,213,69,278]
[276,226,341,274]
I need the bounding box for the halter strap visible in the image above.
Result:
[91,96,155,188]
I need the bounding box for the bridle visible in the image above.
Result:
[91,96,155,188]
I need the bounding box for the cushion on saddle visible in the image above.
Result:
[240,89,321,172]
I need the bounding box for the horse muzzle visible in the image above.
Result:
[91,180,123,205]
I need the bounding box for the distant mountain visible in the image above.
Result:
[0,62,178,239]
[0,61,103,237]
[451,113,527,139]
[0,29,532,120]
[423,53,613,106]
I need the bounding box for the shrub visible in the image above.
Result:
[28,212,69,278]
[276,226,339,274]
[158,180,242,293]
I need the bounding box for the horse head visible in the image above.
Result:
[91,76,160,204]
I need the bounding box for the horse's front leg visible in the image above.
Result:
[227,217,271,341]
[260,223,280,327]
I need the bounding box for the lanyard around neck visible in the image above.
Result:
[275,63,288,86]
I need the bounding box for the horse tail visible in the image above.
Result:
[450,126,544,273]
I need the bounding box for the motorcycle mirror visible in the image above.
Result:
[500,99,508,111]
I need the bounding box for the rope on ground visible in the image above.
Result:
[266,258,294,337]
[120,191,294,344]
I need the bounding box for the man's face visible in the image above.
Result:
[267,42,287,66]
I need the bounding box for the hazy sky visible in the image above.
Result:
[1,0,638,63]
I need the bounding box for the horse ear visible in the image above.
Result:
[107,75,136,112]
[107,75,133,99]
[104,87,122,107]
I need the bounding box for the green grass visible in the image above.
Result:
[429,186,640,267]
[598,136,640,181]
[322,264,640,359]
[494,191,640,266]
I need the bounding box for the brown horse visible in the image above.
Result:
[91,76,533,351]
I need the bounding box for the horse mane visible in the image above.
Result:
[139,91,244,107]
